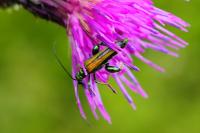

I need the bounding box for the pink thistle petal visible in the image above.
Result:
[113,74,137,110]
[40,0,189,122]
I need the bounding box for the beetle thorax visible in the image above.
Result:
[75,68,86,83]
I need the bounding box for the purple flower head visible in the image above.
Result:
[39,0,189,123]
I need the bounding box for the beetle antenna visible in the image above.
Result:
[53,44,76,80]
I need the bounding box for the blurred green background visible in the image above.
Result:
[0,0,199,133]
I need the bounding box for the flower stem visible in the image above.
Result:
[0,0,65,27]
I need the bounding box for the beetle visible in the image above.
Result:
[54,39,128,93]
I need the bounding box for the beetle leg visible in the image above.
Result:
[92,41,107,55]
[99,41,106,46]
[105,63,121,73]
[94,74,117,94]
[92,45,100,55]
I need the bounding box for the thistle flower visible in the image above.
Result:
[2,0,189,123]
